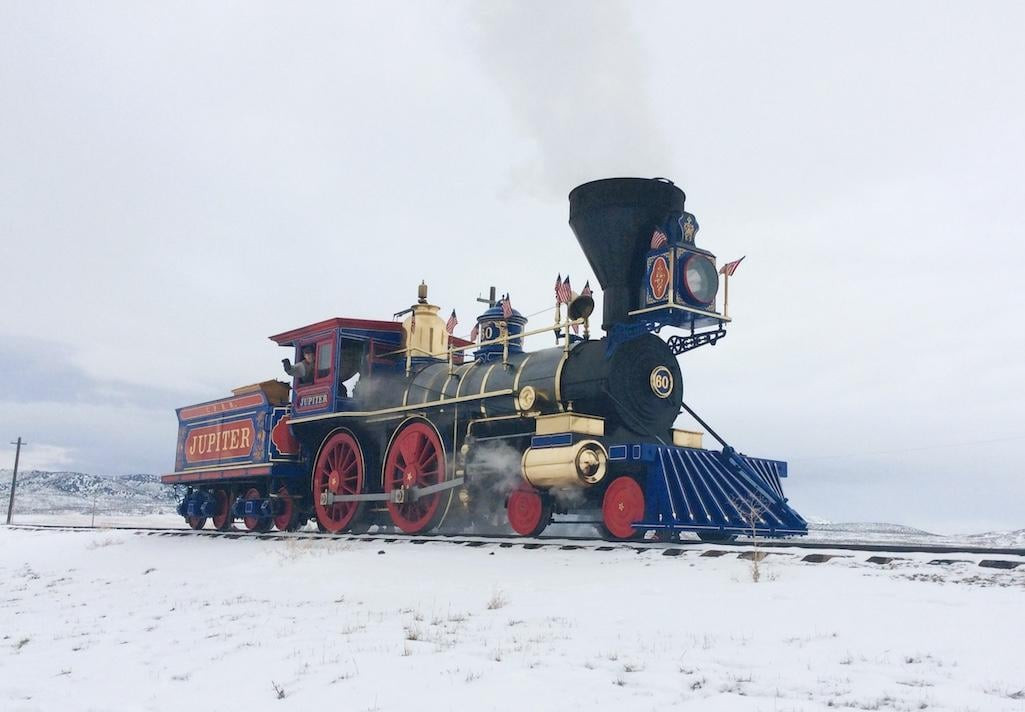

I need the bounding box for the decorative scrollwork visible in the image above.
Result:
[667,328,728,355]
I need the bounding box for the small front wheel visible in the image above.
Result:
[507,483,552,537]
[600,476,645,541]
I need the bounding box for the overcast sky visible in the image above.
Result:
[2,1,1023,533]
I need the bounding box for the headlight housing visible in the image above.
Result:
[681,254,718,306]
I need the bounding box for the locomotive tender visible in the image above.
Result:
[162,178,807,540]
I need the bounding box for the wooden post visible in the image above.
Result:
[6,437,24,525]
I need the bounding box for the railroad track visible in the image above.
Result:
[6,523,1025,570]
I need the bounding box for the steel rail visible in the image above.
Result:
[4,523,1024,560]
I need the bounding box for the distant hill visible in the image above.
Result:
[0,470,177,515]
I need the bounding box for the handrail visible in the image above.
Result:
[380,315,589,361]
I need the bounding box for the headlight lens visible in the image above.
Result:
[682,254,718,305]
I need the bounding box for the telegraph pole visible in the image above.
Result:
[6,437,25,525]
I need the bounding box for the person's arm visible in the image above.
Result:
[295,361,313,383]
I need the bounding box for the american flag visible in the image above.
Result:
[501,295,512,319]
[556,275,572,305]
[445,310,458,334]
[719,256,746,276]
[650,227,668,250]
[581,280,592,297]
[469,322,479,342]
[554,273,562,303]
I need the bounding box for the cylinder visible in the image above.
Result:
[521,440,609,489]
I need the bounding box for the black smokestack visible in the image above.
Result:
[568,178,686,330]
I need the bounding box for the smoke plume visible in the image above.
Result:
[469,1,670,196]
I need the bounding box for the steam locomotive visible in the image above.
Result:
[162,178,807,541]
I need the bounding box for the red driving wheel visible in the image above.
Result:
[507,483,552,537]
[601,476,645,540]
[384,421,446,534]
[274,485,296,531]
[242,487,269,532]
[313,430,365,534]
[211,488,233,531]
[187,515,206,530]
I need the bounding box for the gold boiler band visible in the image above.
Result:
[521,440,609,489]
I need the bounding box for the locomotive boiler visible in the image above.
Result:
[162,177,807,541]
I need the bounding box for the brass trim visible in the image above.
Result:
[511,353,533,391]
[289,389,516,425]
[627,303,730,322]
[175,461,271,474]
[521,439,608,489]
[421,367,447,405]
[454,359,476,398]
[535,413,604,436]
[441,372,458,401]
[479,362,498,415]
[554,350,569,406]
[379,315,585,360]
[649,365,673,399]
[672,428,703,449]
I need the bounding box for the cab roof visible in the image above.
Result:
[269,317,474,349]
[269,317,403,347]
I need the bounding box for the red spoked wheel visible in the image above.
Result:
[187,515,207,530]
[507,483,552,537]
[211,488,233,531]
[601,476,645,541]
[274,486,297,532]
[313,430,366,534]
[384,421,447,534]
[242,487,271,533]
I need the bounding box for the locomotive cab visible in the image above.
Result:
[269,317,407,417]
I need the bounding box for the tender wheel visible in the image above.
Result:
[384,420,448,534]
[600,476,645,541]
[211,488,233,531]
[507,483,552,537]
[242,487,271,532]
[313,430,366,534]
[273,486,298,532]
[187,515,207,530]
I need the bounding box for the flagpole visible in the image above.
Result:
[723,273,729,320]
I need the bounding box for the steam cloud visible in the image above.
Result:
[469,0,670,196]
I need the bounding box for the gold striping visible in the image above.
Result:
[421,367,446,405]
[479,362,498,415]
[627,303,730,321]
[176,461,270,474]
[454,359,477,398]
[511,353,533,392]
[289,389,515,425]
[554,350,569,404]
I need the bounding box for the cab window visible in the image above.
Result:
[315,340,333,381]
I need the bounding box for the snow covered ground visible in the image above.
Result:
[1,527,1022,711]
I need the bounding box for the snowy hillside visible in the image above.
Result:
[0,470,177,515]
[0,528,1022,711]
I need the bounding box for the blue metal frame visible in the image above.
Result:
[609,443,806,536]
